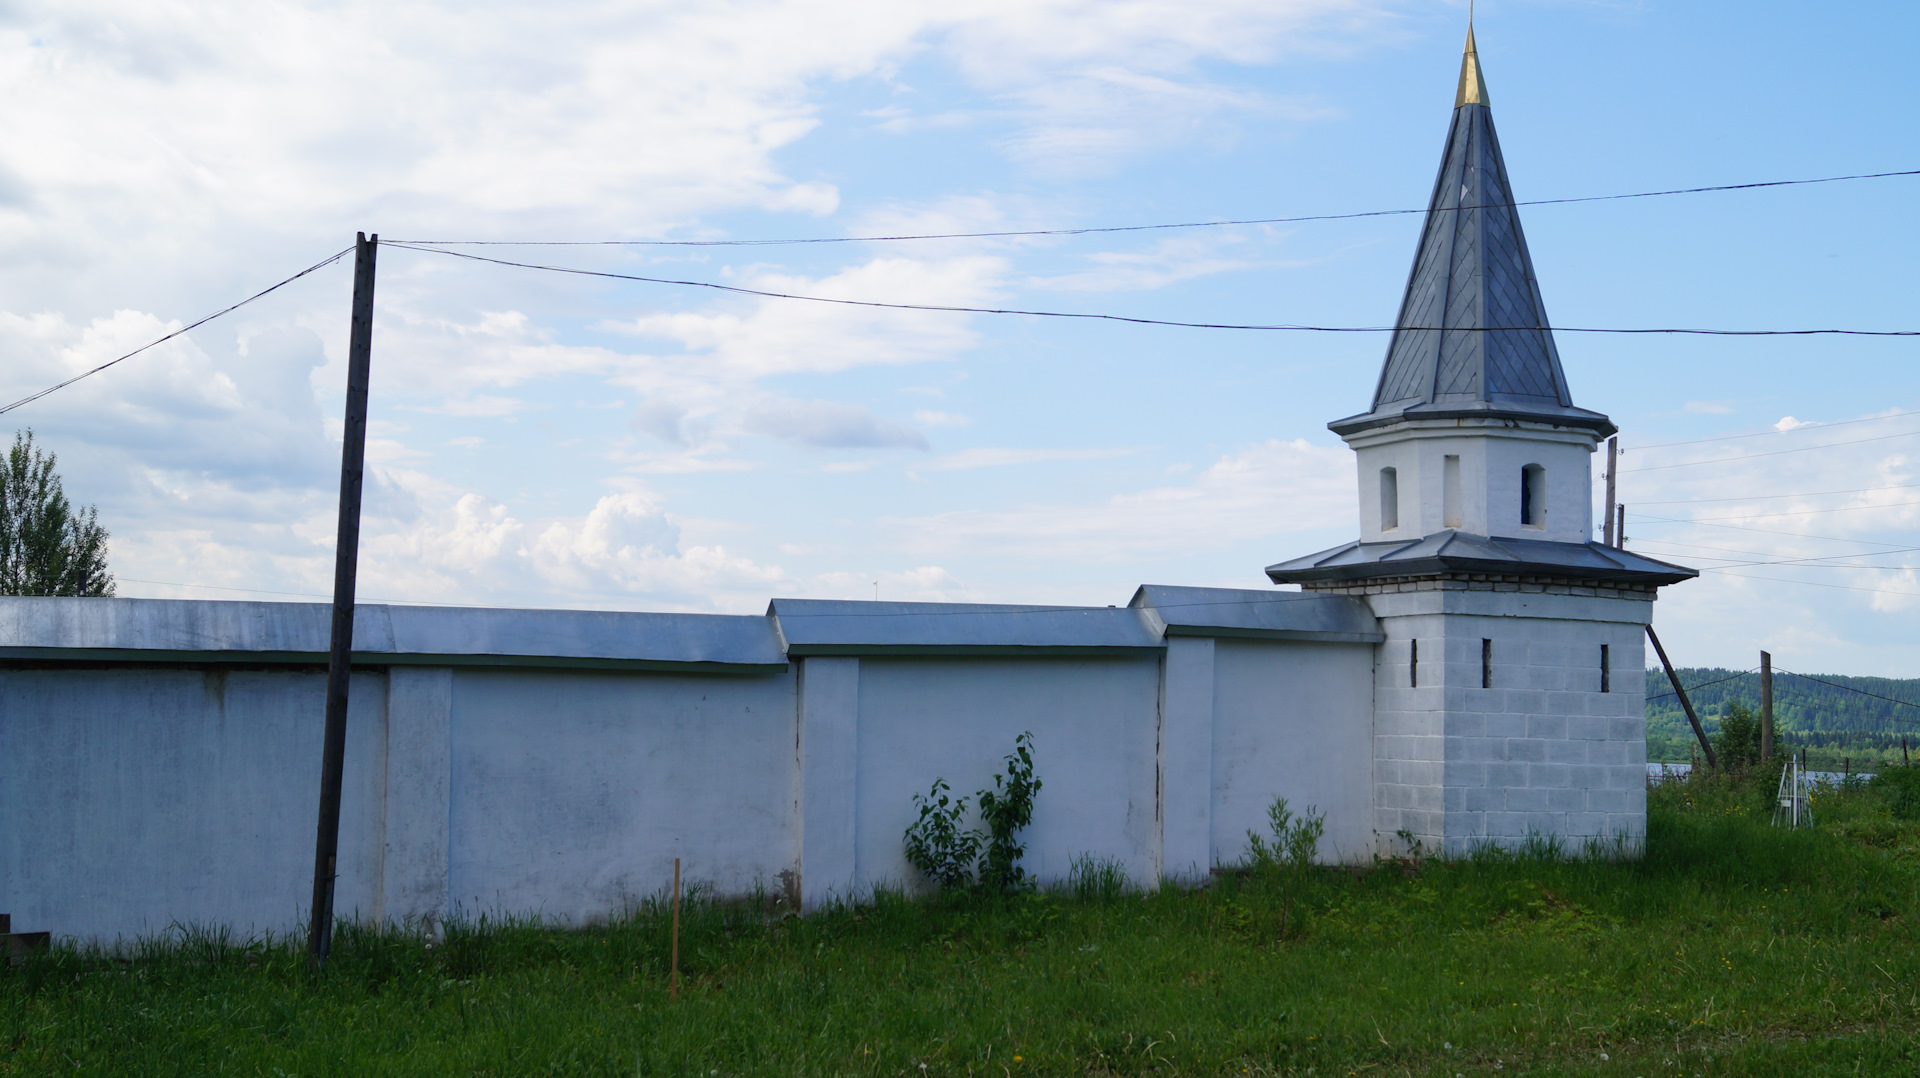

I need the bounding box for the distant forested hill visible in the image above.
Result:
[1644,667,1920,766]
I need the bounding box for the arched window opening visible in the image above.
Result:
[1380,467,1400,531]
[1521,464,1546,528]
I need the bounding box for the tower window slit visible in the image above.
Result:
[1521,464,1546,527]
[1380,467,1399,531]
[1600,643,1611,693]
[1443,454,1462,528]
[1410,638,1418,687]
[1482,638,1492,689]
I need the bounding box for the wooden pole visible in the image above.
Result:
[1647,625,1716,770]
[1616,505,1626,549]
[307,233,378,970]
[1602,436,1618,548]
[1904,738,1911,766]
[1759,650,1774,763]
[670,857,681,998]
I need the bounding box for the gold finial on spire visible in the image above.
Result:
[1455,23,1490,108]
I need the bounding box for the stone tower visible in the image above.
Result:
[1266,28,1696,857]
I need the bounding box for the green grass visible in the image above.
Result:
[6,774,1920,1077]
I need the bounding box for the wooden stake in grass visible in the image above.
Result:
[670,857,681,999]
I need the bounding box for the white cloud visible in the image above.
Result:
[926,446,1136,470]
[894,438,1354,561]
[0,0,1403,619]
[1025,233,1282,292]
[912,409,971,428]
[743,398,929,451]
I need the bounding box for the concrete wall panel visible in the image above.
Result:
[445,668,798,923]
[0,668,387,943]
[1209,640,1374,865]
[851,657,1163,892]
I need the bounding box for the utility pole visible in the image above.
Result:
[1615,505,1626,549]
[1647,625,1716,770]
[308,233,378,969]
[1759,650,1774,764]
[1601,436,1618,548]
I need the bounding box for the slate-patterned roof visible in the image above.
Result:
[1330,36,1614,439]
[1264,531,1699,588]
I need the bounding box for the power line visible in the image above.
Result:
[0,248,353,418]
[1630,409,1920,451]
[1675,498,1920,524]
[1647,666,1758,704]
[1632,480,1920,506]
[1621,427,1920,473]
[1630,512,1914,547]
[1699,568,1920,598]
[385,242,1920,337]
[391,167,1920,248]
[1777,669,1920,723]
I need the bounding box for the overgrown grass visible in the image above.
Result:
[6,776,1919,1076]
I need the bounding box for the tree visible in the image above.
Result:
[1715,699,1762,770]
[0,430,114,596]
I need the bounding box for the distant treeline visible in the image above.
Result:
[1644,667,1920,766]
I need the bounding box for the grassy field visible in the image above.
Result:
[5,771,1919,1077]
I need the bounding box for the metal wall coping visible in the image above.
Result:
[1128,584,1385,644]
[766,597,1165,657]
[0,597,789,674]
[0,587,1391,671]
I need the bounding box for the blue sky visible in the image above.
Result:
[0,0,1915,673]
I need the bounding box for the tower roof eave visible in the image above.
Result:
[1328,400,1617,440]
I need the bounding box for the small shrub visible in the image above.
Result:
[978,731,1042,891]
[1247,796,1324,873]
[903,778,980,890]
[902,733,1043,893]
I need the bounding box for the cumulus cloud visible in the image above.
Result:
[0,0,1398,614]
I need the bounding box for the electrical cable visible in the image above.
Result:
[1698,569,1920,598]
[385,242,1920,337]
[1777,669,1920,718]
[0,248,353,418]
[1621,427,1920,473]
[390,167,1920,248]
[1630,410,1920,451]
[1630,512,1914,547]
[1647,666,1758,704]
[1632,480,1920,506]
[1665,498,1920,524]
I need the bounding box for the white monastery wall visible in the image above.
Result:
[1207,640,1375,866]
[845,656,1164,898]
[444,667,801,924]
[0,591,1394,945]
[0,667,390,944]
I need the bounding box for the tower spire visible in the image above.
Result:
[1329,22,1614,440]
[1455,25,1489,108]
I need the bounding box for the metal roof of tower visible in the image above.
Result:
[1329,28,1615,439]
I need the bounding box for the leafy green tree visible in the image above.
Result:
[0,430,114,596]
[1715,700,1762,769]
